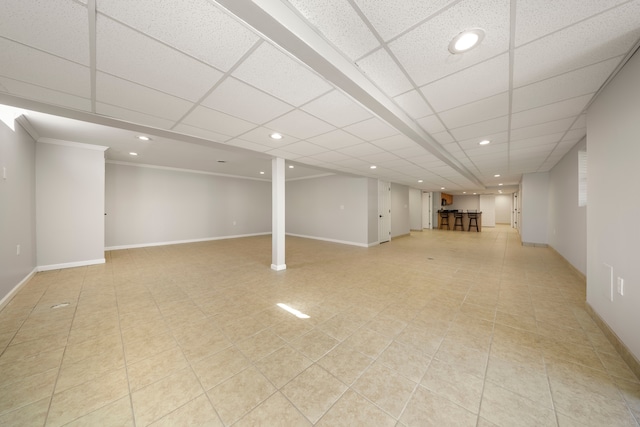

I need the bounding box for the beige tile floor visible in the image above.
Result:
[0,225,639,426]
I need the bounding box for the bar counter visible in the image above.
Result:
[437,210,482,231]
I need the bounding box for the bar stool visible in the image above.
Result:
[467,210,479,232]
[439,211,450,230]
[453,211,464,230]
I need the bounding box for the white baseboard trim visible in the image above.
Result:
[286,233,370,248]
[37,258,106,272]
[105,232,271,251]
[0,267,38,311]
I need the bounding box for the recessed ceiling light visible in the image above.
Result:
[473,192,477,195]
[370,165,377,169]
[288,165,294,169]
[441,187,445,190]
[269,133,283,140]
[449,28,485,54]
[494,174,501,177]
[129,152,138,156]
[479,139,491,145]
[499,183,503,186]
[463,192,467,194]
[137,135,151,141]
[418,180,423,183]
[260,171,265,175]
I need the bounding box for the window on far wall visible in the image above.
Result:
[578,150,587,207]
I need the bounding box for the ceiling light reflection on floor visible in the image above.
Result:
[277,303,310,319]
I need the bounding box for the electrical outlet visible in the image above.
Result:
[617,277,624,296]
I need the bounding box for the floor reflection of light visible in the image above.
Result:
[277,303,310,319]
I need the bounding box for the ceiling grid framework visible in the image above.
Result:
[0,0,639,192]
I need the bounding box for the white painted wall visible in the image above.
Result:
[520,172,549,245]
[587,51,640,360]
[0,117,37,302]
[36,140,106,268]
[409,188,422,230]
[391,183,410,238]
[447,195,480,212]
[479,195,495,227]
[494,195,512,224]
[367,178,378,244]
[548,138,586,275]
[286,174,369,246]
[105,163,271,248]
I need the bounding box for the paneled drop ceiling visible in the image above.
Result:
[1,0,639,192]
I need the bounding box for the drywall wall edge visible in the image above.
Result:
[586,302,640,381]
[0,268,37,312]
[105,232,271,251]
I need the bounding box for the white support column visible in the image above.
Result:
[271,157,286,271]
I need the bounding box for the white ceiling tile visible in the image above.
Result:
[1,0,89,65]
[0,39,90,98]
[514,0,630,46]
[464,142,508,157]
[265,109,335,139]
[510,133,564,149]
[0,76,90,112]
[370,134,418,151]
[181,106,256,137]
[97,0,259,71]
[563,128,586,141]
[332,157,373,169]
[202,77,293,124]
[225,138,272,153]
[512,56,622,112]
[171,123,233,143]
[390,0,510,87]
[96,16,222,102]
[356,48,414,97]
[393,90,434,119]
[236,127,299,146]
[439,92,509,130]
[431,131,455,144]
[343,117,398,141]
[416,115,446,134]
[337,143,385,157]
[286,0,379,60]
[361,152,402,163]
[265,148,302,160]
[301,90,372,128]
[443,143,463,155]
[421,54,509,112]
[277,141,327,156]
[449,116,509,141]
[354,0,456,41]
[510,118,574,141]
[510,95,591,129]
[233,42,332,106]
[510,143,557,156]
[514,2,640,87]
[391,145,429,158]
[308,129,363,150]
[306,151,351,163]
[458,131,508,149]
[96,72,192,122]
[571,114,587,130]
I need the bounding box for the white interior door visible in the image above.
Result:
[422,192,432,229]
[378,180,391,243]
